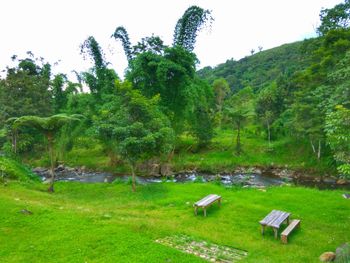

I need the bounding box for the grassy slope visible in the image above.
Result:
[0,156,39,182]
[173,129,333,174]
[0,182,349,262]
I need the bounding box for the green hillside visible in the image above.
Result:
[198,38,322,91]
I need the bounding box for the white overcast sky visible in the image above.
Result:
[0,0,342,80]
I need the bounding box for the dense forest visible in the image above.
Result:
[0,2,349,193]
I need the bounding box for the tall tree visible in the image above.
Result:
[111,26,133,63]
[173,6,212,51]
[287,88,326,161]
[11,114,82,192]
[80,36,118,98]
[256,82,284,145]
[127,46,196,133]
[212,78,230,128]
[317,0,350,35]
[225,87,255,155]
[190,78,214,147]
[94,81,174,191]
[325,105,350,177]
[52,74,67,114]
[0,56,52,125]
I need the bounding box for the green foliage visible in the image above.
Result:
[189,78,215,147]
[173,6,212,51]
[317,0,350,35]
[127,46,196,125]
[198,39,317,92]
[12,114,83,133]
[0,156,39,182]
[111,26,133,62]
[213,78,230,111]
[212,78,230,128]
[3,3,350,179]
[193,175,204,183]
[225,87,255,154]
[11,114,83,191]
[80,36,119,97]
[132,35,166,56]
[327,50,350,109]
[325,105,350,177]
[94,81,175,190]
[127,45,214,144]
[52,74,80,114]
[112,27,166,63]
[256,82,285,143]
[0,55,52,125]
[106,81,174,162]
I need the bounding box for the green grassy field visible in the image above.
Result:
[1,181,348,262]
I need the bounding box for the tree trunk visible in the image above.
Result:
[130,164,136,192]
[236,122,241,155]
[12,130,18,154]
[317,139,321,161]
[47,133,55,193]
[310,138,321,161]
[310,139,316,155]
[267,122,271,146]
[218,106,222,130]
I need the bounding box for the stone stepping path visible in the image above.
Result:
[155,235,247,262]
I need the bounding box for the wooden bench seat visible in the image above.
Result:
[193,194,221,216]
[281,219,300,244]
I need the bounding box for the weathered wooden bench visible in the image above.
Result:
[259,210,290,239]
[194,194,221,217]
[281,219,301,244]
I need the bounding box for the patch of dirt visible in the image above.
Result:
[155,235,247,262]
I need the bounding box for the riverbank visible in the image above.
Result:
[25,129,337,178]
[32,164,350,190]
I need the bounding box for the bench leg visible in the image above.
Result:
[194,206,198,216]
[204,208,207,217]
[273,228,278,239]
[261,225,265,235]
[218,198,221,207]
[281,235,288,244]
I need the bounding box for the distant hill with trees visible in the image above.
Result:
[197,37,322,92]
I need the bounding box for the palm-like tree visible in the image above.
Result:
[173,6,212,51]
[12,114,82,192]
[112,6,212,61]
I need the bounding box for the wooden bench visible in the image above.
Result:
[281,219,301,244]
[194,194,221,217]
[259,210,290,239]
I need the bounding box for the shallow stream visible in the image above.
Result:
[35,168,350,190]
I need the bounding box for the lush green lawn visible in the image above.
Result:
[1,181,349,262]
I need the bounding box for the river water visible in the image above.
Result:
[36,169,350,190]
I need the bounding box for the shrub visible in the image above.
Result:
[0,157,39,182]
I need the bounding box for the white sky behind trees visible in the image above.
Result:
[0,0,342,80]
